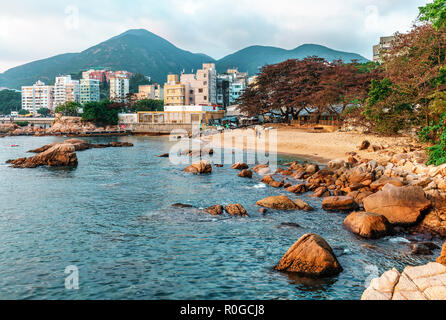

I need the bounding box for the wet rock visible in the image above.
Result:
[214,164,224,167]
[238,169,253,178]
[293,199,313,211]
[322,196,358,212]
[232,162,249,170]
[252,164,269,173]
[278,222,301,229]
[259,208,268,215]
[343,212,393,239]
[156,153,169,158]
[410,243,433,255]
[363,184,431,225]
[286,184,307,194]
[225,204,249,217]
[256,195,307,211]
[269,180,284,188]
[205,204,224,215]
[183,160,213,174]
[274,233,343,277]
[172,203,195,208]
[8,143,78,168]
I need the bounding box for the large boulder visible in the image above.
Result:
[274,233,343,277]
[205,205,223,216]
[322,196,358,212]
[238,169,253,178]
[7,143,78,168]
[256,195,310,211]
[183,160,212,174]
[232,162,249,170]
[362,263,446,300]
[343,212,393,239]
[225,204,249,217]
[370,176,404,191]
[363,184,431,225]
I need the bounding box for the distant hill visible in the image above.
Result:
[0,29,369,89]
[216,44,368,74]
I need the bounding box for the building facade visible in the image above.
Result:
[178,63,217,106]
[21,80,55,114]
[54,75,80,107]
[80,79,100,104]
[164,74,189,106]
[373,36,396,63]
[136,84,163,100]
[110,76,130,102]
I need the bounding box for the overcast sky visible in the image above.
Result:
[0,0,429,73]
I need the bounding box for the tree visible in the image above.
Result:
[55,101,81,116]
[82,100,123,125]
[38,108,51,116]
[419,0,446,30]
[18,109,29,115]
[130,99,164,112]
[0,89,21,115]
[129,73,152,93]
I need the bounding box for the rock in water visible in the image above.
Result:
[322,196,358,212]
[183,160,212,174]
[232,162,249,170]
[238,169,253,178]
[274,233,343,277]
[343,212,393,239]
[363,184,431,225]
[225,204,249,217]
[8,143,78,168]
[205,205,223,216]
[256,195,310,211]
[287,184,307,194]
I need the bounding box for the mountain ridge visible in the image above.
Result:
[0,29,368,89]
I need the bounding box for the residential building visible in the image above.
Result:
[80,79,100,104]
[227,69,248,105]
[21,80,55,114]
[110,76,130,102]
[54,75,80,107]
[217,74,231,108]
[373,36,396,63]
[164,74,190,106]
[180,63,217,106]
[136,84,163,100]
[82,68,133,83]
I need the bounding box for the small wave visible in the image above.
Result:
[249,183,266,189]
[388,237,410,244]
[100,182,121,188]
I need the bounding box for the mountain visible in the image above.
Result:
[0,29,369,90]
[216,44,368,75]
[0,29,215,89]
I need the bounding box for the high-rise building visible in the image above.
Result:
[179,63,217,106]
[80,79,100,104]
[373,36,396,63]
[226,68,248,105]
[54,75,80,107]
[110,76,130,102]
[217,74,231,108]
[21,81,55,114]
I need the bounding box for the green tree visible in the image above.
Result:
[129,73,152,93]
[55,101,81,116]
[38,108,51,116]
[82,100,122,125]
[18,109,29,115]
[0,89,21,115]
[419,0,446,30]
[131,99,164,112]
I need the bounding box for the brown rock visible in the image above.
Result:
[183,160,213,174]
[343,212,393,239]
[205,205,223,216]
[232,162,249,170]
[437,242,446,266]
[256,195,302,210]
[287,184,307,194]
[293,199,313,211]
[238,169,253,178]
[269,180,284,188]
[8,143,78,168]
[274,233,343,277]
[370,177,404,191]
[157,153,169,158]
[225,204,249,217]
[305,164,319,174]
[322,196,358,212]
[358,140,370,151]
[363,184,431,225]
[314,186,330,197]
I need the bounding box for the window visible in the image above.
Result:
[198,88,203,93]
[203,81,207,85]
[204,96,207,101]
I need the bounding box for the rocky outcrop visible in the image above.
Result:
[362,262,446,300]
[343,212,393,239]
[363,184,431,225]
[322,196,358,212]
[183,160,213,174]
[28,139,133,153]
[256,195,311,211]
[7,143,78,168]
[205,205,223,216]
[225,204,249,217]
[238,169,253,178]
[287,184,307,194]
[274,233,343,277]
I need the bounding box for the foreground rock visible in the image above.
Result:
[256,195,311,211]
[322,196,358,212]
[363,184,431,225]
[232,162,249,170]
[274,233,343,277]
[437,242,446,266]
[238,169,253,178]
[225,204,249,217]
[362,262,446,300]
[343,212,393,239]
[7,143,78,168]
[205,205,223,215]
[183,160,212,174]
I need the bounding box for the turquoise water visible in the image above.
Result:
[0,136,440,300]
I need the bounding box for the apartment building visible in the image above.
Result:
[21,80,55,114]
[80,79,100,104]
[164,74,189,106]
[54,75,80,107]
[178,63,217,106]
[226,68,249,105]
[110,76,130,102]
[82,68,133,83]
[373,36,396,63]
[136,84,163,100]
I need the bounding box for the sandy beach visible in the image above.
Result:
[205,124,420,164]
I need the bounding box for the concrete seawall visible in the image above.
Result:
[123,123,194,135]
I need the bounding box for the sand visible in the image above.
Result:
[204,124,418,164]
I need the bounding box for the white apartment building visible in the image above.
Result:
[227,69,248,105]
[180,63,217,106]
[110,76,130,102]
[80,79,100,104]
[21,80,55,114]
[54,75,80,107]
